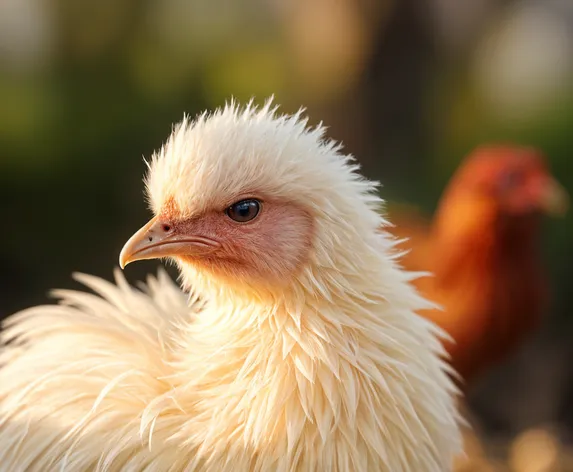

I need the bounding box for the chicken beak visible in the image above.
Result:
[539,176,569,217]
[119,215,220,269]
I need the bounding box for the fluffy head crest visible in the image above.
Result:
[145,98,382,230]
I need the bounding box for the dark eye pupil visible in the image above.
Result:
[236,202,251,217]
[226,199,260,222]
[499,170,520,189]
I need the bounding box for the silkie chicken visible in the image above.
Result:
[387,145,568,390]
[0,100,463,471]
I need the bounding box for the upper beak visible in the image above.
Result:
[538,176,569,217]
[119,215,220,269]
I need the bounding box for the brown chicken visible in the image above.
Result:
[387,145,568,389]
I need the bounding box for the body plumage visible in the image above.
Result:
[0,101,462,471]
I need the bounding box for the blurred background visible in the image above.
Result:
[1,0,572,469]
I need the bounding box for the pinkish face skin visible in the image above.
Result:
[120,195,315,287]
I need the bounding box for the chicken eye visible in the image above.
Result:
[498,170,521,192]
[226,199,261,223]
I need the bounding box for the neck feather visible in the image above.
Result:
[430,194,541,283]
[167,236,462,470]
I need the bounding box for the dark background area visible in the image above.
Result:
[1,0,572,467]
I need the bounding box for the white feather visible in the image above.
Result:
[0,99,463,471]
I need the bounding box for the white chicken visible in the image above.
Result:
[0,99,462,471]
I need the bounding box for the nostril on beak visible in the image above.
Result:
[146,224,171,243]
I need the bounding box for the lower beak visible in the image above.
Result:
[539,177,569,217]
[119,215,220,269]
